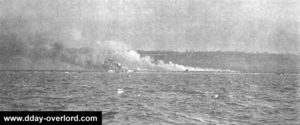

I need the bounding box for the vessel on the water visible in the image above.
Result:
[102,58,135,73]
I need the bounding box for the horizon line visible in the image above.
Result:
[136,50,300,55]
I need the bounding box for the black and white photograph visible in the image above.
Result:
[0,0,299,124]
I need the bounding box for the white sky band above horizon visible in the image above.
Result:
[0,0,299,54]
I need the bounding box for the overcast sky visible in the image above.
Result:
[0,0,299,53]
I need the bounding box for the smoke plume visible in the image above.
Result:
[101,41,236,72]
[0,35,235,72]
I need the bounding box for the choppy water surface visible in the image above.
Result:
[0,71,299,125]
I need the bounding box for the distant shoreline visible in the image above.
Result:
[1,51,299,74]
[0,69,298,74]
[139,51,300,74]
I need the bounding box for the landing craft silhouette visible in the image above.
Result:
[275,72,285,76]
[103,58,135,73]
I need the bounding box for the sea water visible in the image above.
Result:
[0,71,298,125]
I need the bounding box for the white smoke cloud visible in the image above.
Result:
[99,41,237,72]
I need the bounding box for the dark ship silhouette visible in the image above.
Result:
[102,58,134,73]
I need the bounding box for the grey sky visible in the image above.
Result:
[0,0,299,53]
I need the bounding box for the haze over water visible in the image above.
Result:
[0,1,299,125]
[0,0,299,54]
